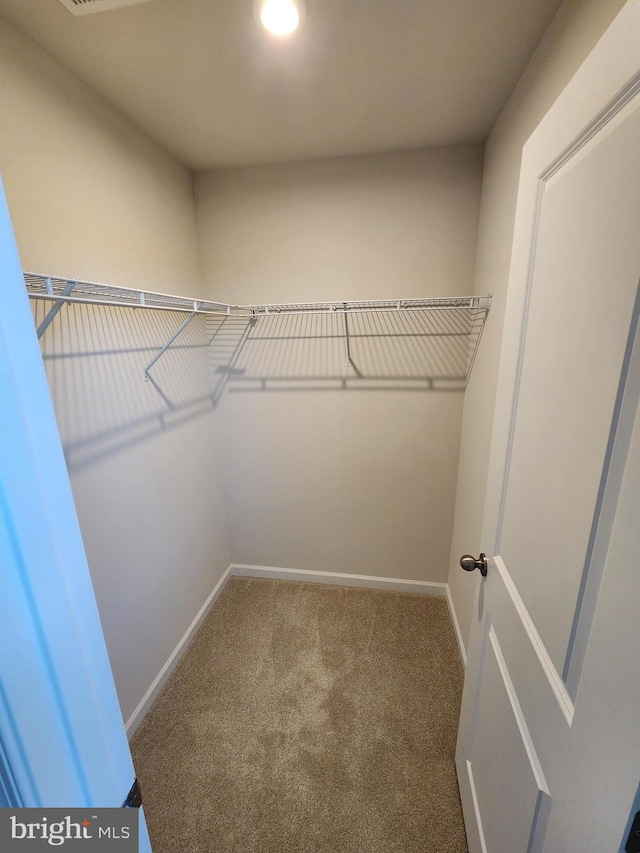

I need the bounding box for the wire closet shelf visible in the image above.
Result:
[24,272,492,383]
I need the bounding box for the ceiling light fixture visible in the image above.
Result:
[258,0,302,36]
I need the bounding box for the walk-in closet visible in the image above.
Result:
[2,1,640,852]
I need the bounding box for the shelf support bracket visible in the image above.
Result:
[343,302,353,367]
[37,280,75,339]
[144,312,197,380]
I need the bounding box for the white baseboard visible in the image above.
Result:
[445,585,468,669]
[230,563,448,596]
[125,565,233,737]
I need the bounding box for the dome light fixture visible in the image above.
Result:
[258,0,302,36]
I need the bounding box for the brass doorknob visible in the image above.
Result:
[460,553,488,577]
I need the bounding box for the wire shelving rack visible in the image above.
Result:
[24,272,491,384]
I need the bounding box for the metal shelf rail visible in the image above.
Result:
[24,272,491,382]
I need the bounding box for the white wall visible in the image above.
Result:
[194,147,483,582]
[447,0,627,656]
[0,17,199,294]
[0,18,231,727]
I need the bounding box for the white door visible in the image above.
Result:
[0,180,152,849]
[456,3,640,851]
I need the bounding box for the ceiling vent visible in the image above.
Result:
[57,0,153,16]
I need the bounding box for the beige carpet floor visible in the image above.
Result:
[131,578,468,853]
